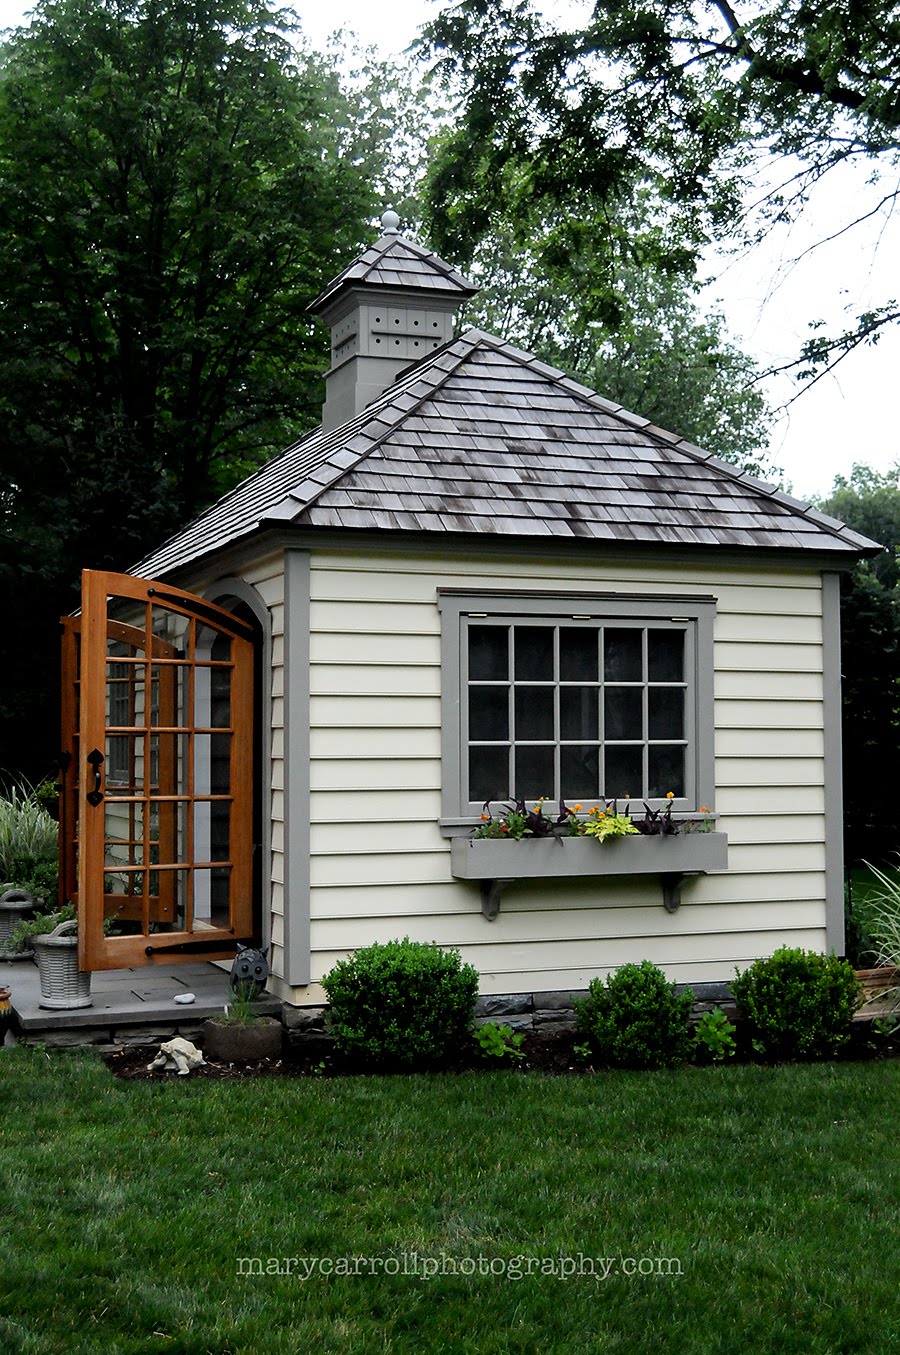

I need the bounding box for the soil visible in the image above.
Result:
[102,1021,899,1082]
[103,1027,583,1081]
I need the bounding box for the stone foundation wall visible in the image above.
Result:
[281,982,736,1050]
[14,982,737,1050]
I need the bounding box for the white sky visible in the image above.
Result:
[2,0,897,501]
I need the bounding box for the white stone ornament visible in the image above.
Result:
[147,1037,205,1076]
[173,992,196,1005]
[380,207,400,235]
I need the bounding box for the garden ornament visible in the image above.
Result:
[230,943,269,997]
[0,985,12,1045]
[146,1037,205,1076]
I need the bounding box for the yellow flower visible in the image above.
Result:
[574,803,583,812]
[598,811,607,819]
[666,791,675,800]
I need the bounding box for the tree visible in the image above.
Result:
[819,465,900,861]
[0,0,390,778]
[423,0,900,378]
[461,224,772,473]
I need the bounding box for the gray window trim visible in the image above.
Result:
[438,589,717,833]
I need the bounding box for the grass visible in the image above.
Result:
[1,1053,898,1355]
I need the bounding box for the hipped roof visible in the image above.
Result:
[310,233,479,313]
[134,329,880,578]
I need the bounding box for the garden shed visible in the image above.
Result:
[61,213,880,1013]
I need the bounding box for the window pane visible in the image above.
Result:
[561,686,598,740]
[514,745,555,799]
[469,687,509,741]
[648,688,684,740]
[560,628,598,681]
[561,745,600,800]
[208,665,232,729]
[514,626,554,680]
[605,688,643,741]
[515,685,554,740]
[469,626,509,680]
[604,745,643,800]
[469,745,510,803]
[649,746,685,799]
[648,630,684,682]
[150,663,190,728]
[604,629,642,681]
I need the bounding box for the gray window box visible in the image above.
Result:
[450,832,728,919]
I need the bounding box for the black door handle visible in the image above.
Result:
[86,748,104,806]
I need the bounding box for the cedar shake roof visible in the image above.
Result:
[310,233,479,313]
[134,329,880,577]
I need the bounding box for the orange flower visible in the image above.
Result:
[666,791,675,800]
[700,806,709,814]
[481,813,490,821]
[574,803,583,811]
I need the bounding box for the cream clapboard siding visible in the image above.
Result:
[291,546,829,1002]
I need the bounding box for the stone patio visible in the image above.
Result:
[0,958,282,1048]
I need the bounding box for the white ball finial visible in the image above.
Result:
[380,207,401,235]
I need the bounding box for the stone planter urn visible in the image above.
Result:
[202,1015,282,1063]
[0,887,37,960]
[32,918,92,1010]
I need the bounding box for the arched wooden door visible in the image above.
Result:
[61,570,256,971]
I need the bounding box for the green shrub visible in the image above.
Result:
[4,854,58,903]
[9,903,75,954]
[0,781,58,882]
[321,938,479,1069]
[575,961,694,1069]
[863,865,900,1003]
[731,947,861,1061]
[473,1021,525,1063]
[691,1007,737,1063]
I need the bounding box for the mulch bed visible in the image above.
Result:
[103,1027,582,1081]
[102,1020,899,1082]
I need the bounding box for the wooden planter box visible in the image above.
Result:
[853,967,899,1020]
[202,1016,283,1062]
[450,832,728,918]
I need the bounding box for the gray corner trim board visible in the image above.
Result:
[822,571,845,955]
[200,577,274,959]
[283,549,312,986]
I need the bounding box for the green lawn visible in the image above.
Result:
[1,1051,898,1354]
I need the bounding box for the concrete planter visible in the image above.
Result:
[202,1015,283,1062]
[450,832,729,918]
[0,888,37,960]
[33,919,92,1009]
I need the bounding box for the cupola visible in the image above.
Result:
[309,209,479,432]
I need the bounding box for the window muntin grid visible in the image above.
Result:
[464,619,693,807]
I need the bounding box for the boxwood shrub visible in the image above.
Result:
[321,938,479,1069]
[731,947,861,1061]
[575,960,694,1069]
